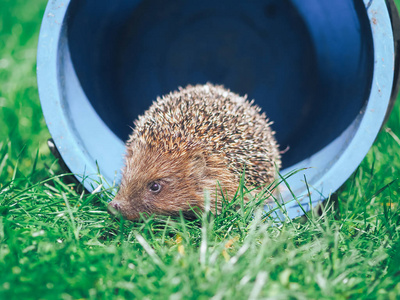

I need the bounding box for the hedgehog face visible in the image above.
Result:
[108,143,209,220]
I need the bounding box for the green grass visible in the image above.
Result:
[2,0,400,299]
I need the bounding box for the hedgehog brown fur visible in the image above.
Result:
[109,83,281,220]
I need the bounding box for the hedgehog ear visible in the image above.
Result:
[191,153,206,177]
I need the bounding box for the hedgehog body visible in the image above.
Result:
[109,84,281,220]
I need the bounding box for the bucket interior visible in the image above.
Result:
[65,0,374,169]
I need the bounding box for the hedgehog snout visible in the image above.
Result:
[108,200,140,220]
[108,200,122,216]
[108,194,144,220]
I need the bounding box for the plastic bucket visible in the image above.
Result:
[37,0,400,220]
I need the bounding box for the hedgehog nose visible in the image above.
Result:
[107,201,121,216]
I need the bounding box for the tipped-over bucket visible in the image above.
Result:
[37,0,400,220]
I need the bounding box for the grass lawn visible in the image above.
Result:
[2,0,400,299]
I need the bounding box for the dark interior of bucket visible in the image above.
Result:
[66,0,373,168]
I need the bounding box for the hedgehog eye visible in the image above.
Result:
[149,181,162,193]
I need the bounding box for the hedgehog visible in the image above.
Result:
[108,83,281,220]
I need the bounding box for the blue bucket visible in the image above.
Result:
[37,0,400,220]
